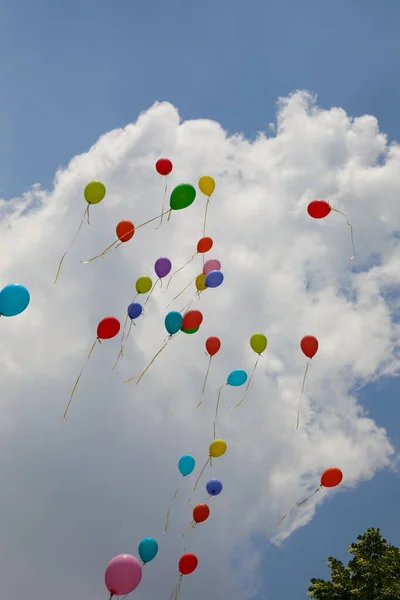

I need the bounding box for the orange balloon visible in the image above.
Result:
[193,503,210,523]
[116,220,135,242]
[320,467,343,488]
[197,237,213,254]
[205,336,221,356]
[300,335,319,359]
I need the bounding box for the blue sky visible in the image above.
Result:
[1,0,400,598]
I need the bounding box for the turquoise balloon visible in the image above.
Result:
[0,283,30,317]
[227,369,247,387]
[178,454,195,476]
[138,537,158,564]
[165,311,182,335]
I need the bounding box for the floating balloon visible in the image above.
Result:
[105,554,143,597]
[233,333,267,410]
[197,336,222,407]
[214,370,247,438]
[138,537,159,564]
[128,302,143,320]
[54,181,106,283]
[0,284,30,317]
[206,478,223,497]
[203,258,221,275]
[182,309,203,330]
[307,199,355,259]
[296,335,319,430]
[170,183,196,211]
[144,258,172,306]
[178,454,196,477]
[136,276,152,295]
[192,503,210,524]
[193,439,227,492]
[166,237,214,293]
[195,273,207,292]
[205,270,224,288]
[156,158,173,176]
[116,220,135,242]
[198,176,216,236]
[64,317,120,419]
[170,553,198,599]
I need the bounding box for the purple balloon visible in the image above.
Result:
[154,257,172,278]
[105,554,143,596]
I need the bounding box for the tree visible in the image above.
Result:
[308,527,400,599]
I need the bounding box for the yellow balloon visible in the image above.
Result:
[198,176,215,197]
[250,333,267,355]
[84,181,106,204]
[209,439,227,458]
[195,273,207,292]
[136,276,152,294]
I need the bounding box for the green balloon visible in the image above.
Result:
[182,326,199,334]
[170,184,196,211]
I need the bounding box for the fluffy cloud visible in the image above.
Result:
[0,90,399,599]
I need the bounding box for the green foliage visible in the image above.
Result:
[308,528,400,599]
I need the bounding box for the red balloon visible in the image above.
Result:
[116,220,135,242]
[193,503,210,523]
[156,158,173,176]
[182,309,203,330]
[320,467,343,488]
[178,552,198,576]
[197,236,213,254]
[205,336,221,356]
[307,199,331,219]
[97,317,121,340]
[300,335,319,359]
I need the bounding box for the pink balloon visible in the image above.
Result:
[105,554,143,596]
[203,258,221,275]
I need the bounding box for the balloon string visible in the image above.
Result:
[156,176,168,230]
[163,487,179,534]
[193,458,211,492]
[112,315,136,372]
[213,384,226,439]
[81,224,137,264]
[144,278,161,307]
[231,355,260,410]
[123,336,173,384]
[202,197,211,237]
[179,290,203,315]
[331,207,356,260]
[172,279,193,302]
[167,209,172,222]
[166,254,197,291]
[277,486,322,526]
[169,575,183,600]
[296,360,311,431]
[63,338,98,419]
[197,355,212,407]
[54,205,90,283]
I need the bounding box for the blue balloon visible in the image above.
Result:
[165,311,182,335]
[138,537,158,563]
[227,369,247,387]
[0,283,30,317]
[206,478,223,496]
[205,270,224,288]
[128,302,143,320]
[178,454,196,476]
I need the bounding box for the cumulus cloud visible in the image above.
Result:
[0,90,399,599]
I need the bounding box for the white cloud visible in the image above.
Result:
[0,91,399,599]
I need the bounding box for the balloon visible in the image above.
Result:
[198,176,215,196]
[127,302,142,320]
[250,333,267,354]
[203,258,221,275]
[179,553,198,575]
[182,326,199,334]
[205,270,224,288]
[307,199,331,219]
[170,184,196,210]
[97,317,120,340]
[154,257,172,278]
[178,454,196,476]
[193,503,210,523]
[165,311,183,335]
[156,158,173,176]
[0,284,30,317]
[105,554,143,596]
[116,220,135,242]
[321,467,343,488]
[182,309,203,330]
[227,369,247,387]
[209,439,227,458]
[136,276,152,294]
[195,273,207,292]
[206,478,223,496]
[138,538,158,564]
[84,181,106,204]
[301,335,319,359]
[197,236,213,253]
[205,336,221,356]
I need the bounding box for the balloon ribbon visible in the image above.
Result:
[156,176,169,229]
[203,196,211,237]
[63,338,99,419]
[166,253,197,291]
[144,278,161,307]
[197,354,212,407]
[231,355,261,410]
[123,334,176,384]
[331,207,356,260]
[169,575,183,600]
[163,487,179,534]
[193,457,212,493]
[54,205,90,283]
[296,359,311,430]
[277,485,322,526]
[213,384,226,439]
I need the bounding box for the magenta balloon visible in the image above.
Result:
[154,257,172,278]
[203,258,221,275]
[105,554,143,596]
